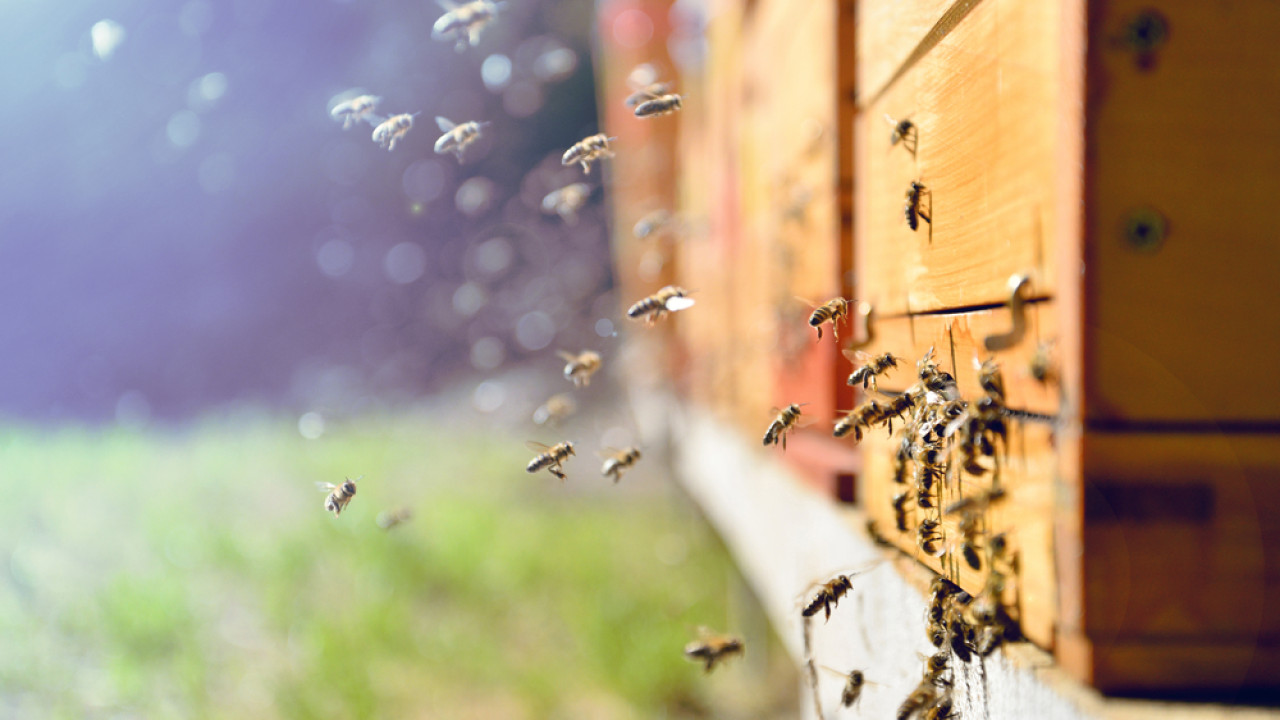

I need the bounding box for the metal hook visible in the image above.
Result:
[983,275,1030,352]
[847,301,874,350]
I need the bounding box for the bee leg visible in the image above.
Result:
[580,161,590,174]
[781,432,787,452]
[815,326,823,341]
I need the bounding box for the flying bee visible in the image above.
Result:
[876,393,916,434]
[917,519,944,556]
[844,351,900,389]
[764,403,809,450]
[431,0,504,52]
[624,63,674,108]
[683,627,743,673]
[525,441,576,481]
[633,209,674,240]
[433,116,489,160]
[626,285,695,325]
[885,113,917,153]
[598,446,641,483]
[976,356,1006,402]
[834,399,882,442]
[541,183,592,224]
[532,393,576,426]
[557,349,602,387]
[317,476,361,517]
[371,113,419,151]
[904,180,931,231]
[817,666,872,709]
[330,94,382,129]
[800,297,849,341]
[376,507,413,530]
[897,680,939,720]
[802,574,854,621]
[635,93,683,118]
[562,133,617,174]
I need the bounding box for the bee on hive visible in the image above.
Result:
[904,180,932,231]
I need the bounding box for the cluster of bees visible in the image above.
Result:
[325,1,749,679]
[767,298,1034,716]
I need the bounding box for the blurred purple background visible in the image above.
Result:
[0,0,612,423]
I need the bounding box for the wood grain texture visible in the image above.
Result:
[855,0,1063,316]
[856,0,957,104]
[1084,0,1280,424]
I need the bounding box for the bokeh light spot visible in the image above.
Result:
[612,8,654,49]
[470,337,505,370]
[515,311,555,350]
[384,242,426,284]
[472,380,505,413]
[317,239,355,277]
[452,282,486,316]
[481,54,512,91]
[167,110,201,148]
[455,177,495,217]
[474,237,513,276]
[298,412,325,439]
[91,20,126,60]
[595,318,615,337]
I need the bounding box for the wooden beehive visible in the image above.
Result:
[600,0,1280,697]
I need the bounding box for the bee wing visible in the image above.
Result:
[436,0,460,8]
[556,350,578,362]
[663,296,695,312]
[525,440,552,452]
[595,447,627,460]
[316,482,337,492]
[794,295,819,310]
[362,112,386,127]
[817,664,850,679]
[435,116,457,132]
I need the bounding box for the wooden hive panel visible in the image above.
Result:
[1084,0,1280,423]
[856,0,959,104]
[855,0,1063,317]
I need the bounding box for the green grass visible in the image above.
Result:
[0,412,796,719]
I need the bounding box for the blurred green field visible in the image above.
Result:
[0,410,797,719]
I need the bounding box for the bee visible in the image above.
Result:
[633,209,674,240]
[1030,340,1057,384]
[626,285,695,325]
[845,351,900,389]
[885,113,917,153]
[557,350,602,388]
[376,507,413,530]
[916,347,957,396]
[876,393,916,434]
[562,133,617,174]
[634,93,683,118]
[598,446,641,483]
[624,63,674,108]
[803,297,849,341]
[330,94,382,129]
[913,447,944,509]
[833,400,881,441]
[371,113,419,151]
[525,441,576,481]
[817,666,871,709]
[897,681,939,720]
[317,476,361,517]
[891,434,912,484]
[917,519,944,556]
[683,627,744,673]
[956,512,982,570]
[541,183,592,224]
[976,357,1006,402]
[434,116,489,160]
[802,574,853,621]
[943,599,975,663]
[532,393,576,426]
[922,651,950,686]
[904,180,931,231]
[923,693,957,720]
[763,403,808,450]
[431,0,504,52]
[891,491,912,531]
